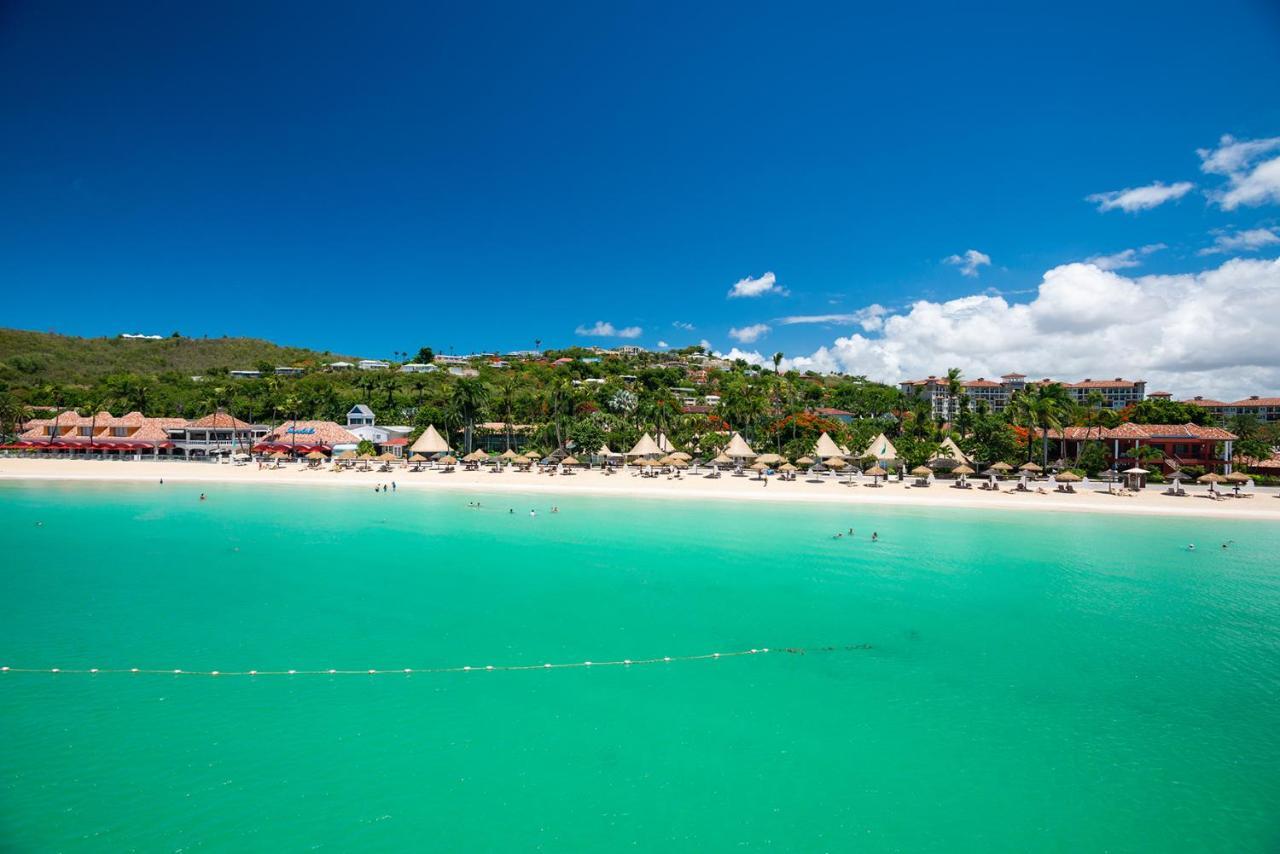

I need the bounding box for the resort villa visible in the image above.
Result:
[344,405,412,457]
[1037,423,1238,474]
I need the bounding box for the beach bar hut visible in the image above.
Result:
[1122,466,1149,490]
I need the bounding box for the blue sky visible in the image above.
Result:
[3,2,1279,395]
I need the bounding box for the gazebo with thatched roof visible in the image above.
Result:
[725,432,757,460]
[410,424,451,456]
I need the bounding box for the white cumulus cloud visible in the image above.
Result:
[657,340,669,348]
[1085,243,1166,270]
[728,271,788,298]
[672,320,696,331]
[944,249,991,277]
[1198,134,1280,210]
[1198,227,1280,256]
[575,320,643,339]
[1087,181,1195,213]
[728,323,772,344]
[733,255,1280,400]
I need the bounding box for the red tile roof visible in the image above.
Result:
[185,412,254,429]
[1231,397,1280,406]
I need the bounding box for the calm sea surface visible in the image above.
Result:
[2,480,1279,852]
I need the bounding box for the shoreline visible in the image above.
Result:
[2,458,1278,521]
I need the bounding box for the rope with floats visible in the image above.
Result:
[0,645,873,678]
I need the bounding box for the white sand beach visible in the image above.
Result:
[2,457,1277,521]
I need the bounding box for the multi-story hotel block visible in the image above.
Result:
[899,373,1146,418]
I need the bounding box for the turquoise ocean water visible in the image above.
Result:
[1,480,1279,852]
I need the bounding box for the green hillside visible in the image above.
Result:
[0,328,357,386]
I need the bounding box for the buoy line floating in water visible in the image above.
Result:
[0,645,873,677]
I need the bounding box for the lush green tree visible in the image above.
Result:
[1076,441,1110,475]
[450,377,490,453]
[1127,398,1210,426]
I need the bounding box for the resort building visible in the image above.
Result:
[165,412,269,456]
[433,355,470,365]
[1185,395,1280,424]
[10,410,267,457]
[398,363,437,373]
[900,373,1146,418]
[1038,423,1238,474]
[253,420,361,455]
[344,405,411,454]
[357,359,390,371]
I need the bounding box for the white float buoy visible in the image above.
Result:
[463,665,471,671]
[663,657,671,662]
[584,661,592,666]
[713,653,720,658]
[173,669,181,674]
[211,671,219,676]
[1,666,8,672]
[51,668,60,673]
[624,659,632,665]
[328,669,336,674]
[404,668,412,673]
[288,669,296,675]
[544,663,552,668]
[131,667,139,673]
[485,665,494,670]
[90,668,99,673]
[249,670,257,676]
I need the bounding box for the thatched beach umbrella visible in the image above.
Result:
[1197,472,1224,483]
[670,451,692,461]
[499,448,520,460]
[336,449,357,461]
[711,452,734,466]
[271,451,289,460]
[990,461,1013,472]
[910,465,932,477]
[756,452,783,465]
[796,455,815,466]
[952,464,976,476]
[561,455,581,466]
[409,453,426,462]
[377,452,398,462]
[438,454,458,465]
[865,464,888,485]
[305,450,326,461]
[779,462,798,473]
[825,457,848,470]
[1056,471,1082,482]
[1018,461,1042,473]
[1224,471,1250,483]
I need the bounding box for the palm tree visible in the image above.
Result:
[772,351,783,374]
[1025,383,1071,467]
[496,378,519,451]
[451,377,490,453]
[945,367,963,422]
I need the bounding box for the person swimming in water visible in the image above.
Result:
[871,532,878,541]
[530,509,536,517]
[199,493,206,501]
[1188,543,1196,551]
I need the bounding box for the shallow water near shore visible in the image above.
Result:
[2,479,1279,851]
